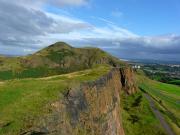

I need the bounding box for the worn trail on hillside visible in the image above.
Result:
[0,81,4,85]
[144,93,175,135]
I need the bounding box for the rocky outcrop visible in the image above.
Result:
[24,67,136,135]
[119,67,137,94]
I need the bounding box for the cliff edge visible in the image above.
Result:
[25,67,136,135]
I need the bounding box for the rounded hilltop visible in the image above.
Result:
[47,42,73,49]
[0,41,125,80]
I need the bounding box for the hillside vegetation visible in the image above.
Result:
[1,42,175,135]
[0,43,129,135]
[0,42,124,80]
[121,90,166,135]
[137,71,180,135]
[0,65,111,135]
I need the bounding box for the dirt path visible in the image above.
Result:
[0,81,4,85]
[144,93,175,135]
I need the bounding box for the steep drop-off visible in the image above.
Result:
[24,67,136,135]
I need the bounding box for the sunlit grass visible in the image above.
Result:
[121,91,166,135]
[0,65,111,135]
[137,71,180,134]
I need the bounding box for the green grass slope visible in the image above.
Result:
[0,65,111,135]
[121,91,166,135]
[0,42,124,80]
[137,71,180,134]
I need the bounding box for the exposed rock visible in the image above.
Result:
[26,67,136,135]
[119,67,137,94]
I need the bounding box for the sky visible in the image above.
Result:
[0,0,180,61]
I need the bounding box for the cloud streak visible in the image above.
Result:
[48,0,88,7]
[111,10,123,18]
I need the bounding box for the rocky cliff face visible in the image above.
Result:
[119,67,137,94]
[26,67,136,135]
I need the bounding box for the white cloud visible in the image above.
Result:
[0,0,91,49]
[92,17,116,25]
[111,10,123,18]
[23,48,33,52]
[48,0,88,7]
[16,0,88,8]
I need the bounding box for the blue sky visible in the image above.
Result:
[0,0,180,61]
[44,0,180,35]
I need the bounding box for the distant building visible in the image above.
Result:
[132,65,141,69]
[170,65,180,68]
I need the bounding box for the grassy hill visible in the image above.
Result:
[0,42,129,135]
[1,41,175,135]
[0,42,124,80]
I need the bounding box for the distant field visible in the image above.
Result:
[168,80,180,86]
[0,65,110,135]
[137,72,180,135]
[141,63,180,85]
